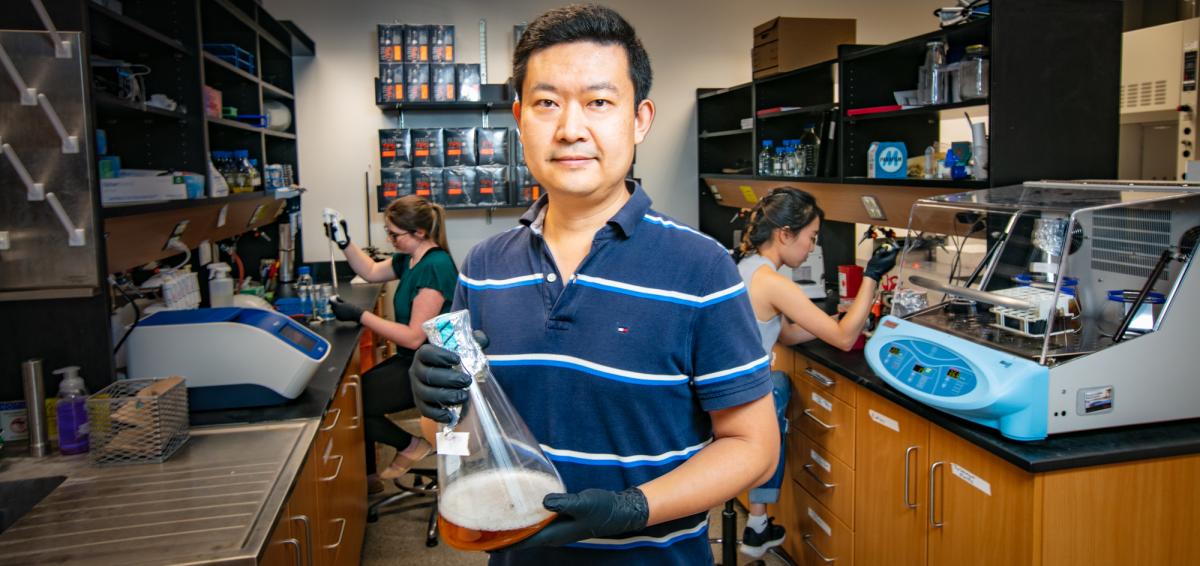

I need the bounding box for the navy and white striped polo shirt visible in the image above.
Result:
[454,181,772,566]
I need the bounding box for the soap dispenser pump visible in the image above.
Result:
[53,366,90,455]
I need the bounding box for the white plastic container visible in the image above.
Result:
[207,262,234,307]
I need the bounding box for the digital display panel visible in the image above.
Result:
[947,369,961,379]
[279,324,316,351]
[889,346,901,355]
[913,364,926,374]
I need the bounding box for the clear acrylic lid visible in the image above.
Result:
[891,181,1200,365]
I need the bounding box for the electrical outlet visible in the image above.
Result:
[861,195,886,221]
[161,220,189,251]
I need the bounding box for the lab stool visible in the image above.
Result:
[708,498,797,566]
[366,466,440,548]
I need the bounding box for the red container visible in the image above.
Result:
[838,265,864,300]
[203,86,222,119]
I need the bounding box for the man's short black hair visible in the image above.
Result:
[512,4,653,106]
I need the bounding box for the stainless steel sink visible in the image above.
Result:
[0,476,66,534]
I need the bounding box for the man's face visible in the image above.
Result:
[514,41,654,200]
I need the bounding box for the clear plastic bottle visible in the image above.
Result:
[758,140,774,176]
[247,157,263,190]
[960,44,989,100]
[799,126,820,177]
[772,147,784,176]
[53,366,89,455]
[296,266,314,318]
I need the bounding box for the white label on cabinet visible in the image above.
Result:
[810,449,832,473]
[218,204,229,227]
[951,462,992,496]
[869,409,900,432]
[436,431,471,456]
[807,507,832,536]
[811,392,833,412]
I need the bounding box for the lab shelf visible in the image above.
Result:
[100,190,274,218]
[87,2,191,55]
[756,104,838,120]
[702,173,842,184]
[94,92,190,120]
[203,50,260,86]
[843,100,987,122]
[261,80,294,100]
[699,128,753,139]
[841,177,990,189]
[375,101,505,111]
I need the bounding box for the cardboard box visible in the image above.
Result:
[867,142,908,179]
[378,24,405,62]
[101,170,198,204]
[751,17,855,79]
[0,401,28,442]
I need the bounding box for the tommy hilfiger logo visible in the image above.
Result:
[617,325,630,334]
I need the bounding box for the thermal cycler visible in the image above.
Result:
[127,307,330,411]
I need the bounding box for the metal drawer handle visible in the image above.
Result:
[802,533,836,563]
[323,517,348,550]
[281,538,301,565]
[290,514,314,566]
[805,367,835,387]
[802,464,836,489]
[319,408,341,432]
[929,461,945,528]
[803,409,838,430]
[321,454,344,482]
[904,446,919,509]
[343,377,362,429]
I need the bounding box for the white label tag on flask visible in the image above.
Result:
[437,431,470,456]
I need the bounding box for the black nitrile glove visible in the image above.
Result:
[864,245,899,282]
[329,296,365,323]
[410,330,489,423]
[324,219,350,250]
[505,487,650,551]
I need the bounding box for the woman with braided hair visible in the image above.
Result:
[733,187,898,558]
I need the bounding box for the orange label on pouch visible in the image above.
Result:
[415,149,429,157]
[448,188,463,195]
[421,85,429,99]
[447,149,461,156]
[382,150,396,157]
[417,189,430,196]
[481,148,494,155]
[446,46,453,60]
[448,86,455,99]
[383,188,397,198]
[480,187,493,194]
[392,46,402,60]
[420,46,428,60]
[533,186,541,199]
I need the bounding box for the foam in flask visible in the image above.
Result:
[422,310,566,551]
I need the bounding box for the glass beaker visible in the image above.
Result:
[422,310,566,551]
[960,44,989,100]
[918,39,948,105]
[315,284,335,321]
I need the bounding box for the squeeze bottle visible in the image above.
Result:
[54,366,89,455]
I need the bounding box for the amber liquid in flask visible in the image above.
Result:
[438,469,562,551]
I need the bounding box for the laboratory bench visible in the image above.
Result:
[766,308,1200,566]
[0,283,384,566]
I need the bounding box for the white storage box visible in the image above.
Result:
[101,170,201,205]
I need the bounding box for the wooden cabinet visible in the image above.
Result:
[927,426,1034,566]
[259,368,365,565]
[786,353,1200,566]
[854,391,929,566]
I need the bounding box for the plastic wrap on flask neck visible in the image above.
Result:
[422,310,489,428]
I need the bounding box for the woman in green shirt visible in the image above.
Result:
[327,196,458,491]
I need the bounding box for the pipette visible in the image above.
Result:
[323,208,347,293]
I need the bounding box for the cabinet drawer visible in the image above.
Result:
[771,344,794,375]
[794,483,854,566]
[795,353,856,407]
[790,374,856,468]
[790,432,854,526]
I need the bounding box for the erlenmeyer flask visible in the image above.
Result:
[422,310,566,551]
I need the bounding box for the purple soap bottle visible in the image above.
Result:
[53,366,89,455]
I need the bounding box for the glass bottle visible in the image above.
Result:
[919,39,949,105]
[758,140,774,176]
[960,44,989,100]
[800,126,820,177]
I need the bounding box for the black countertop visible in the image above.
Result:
[189,283,382,428]
[792,338,1200,474]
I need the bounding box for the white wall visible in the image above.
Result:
[265,0,948,262]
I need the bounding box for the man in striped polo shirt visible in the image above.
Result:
[411,5,778,564]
